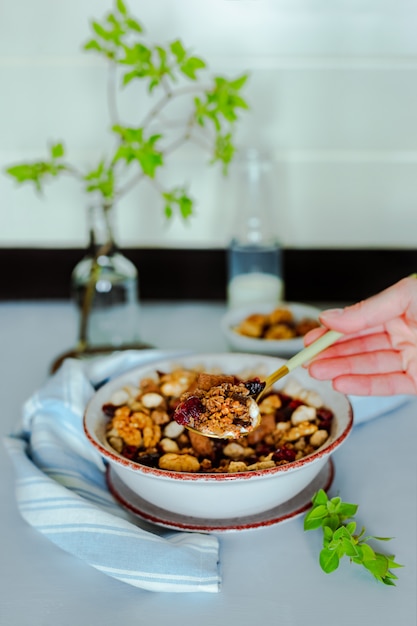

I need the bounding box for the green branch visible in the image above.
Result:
[304,489,403,586]
[4,0,249,222]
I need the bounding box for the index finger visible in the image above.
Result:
[319,276,417,334]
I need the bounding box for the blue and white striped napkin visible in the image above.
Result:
[3,350,220,593]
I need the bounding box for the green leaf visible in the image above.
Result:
[83,159,114,200]
[162,187,194,220]
[51,143,64,159]
[5,141,69,192]
[229,73,249,90]
[84,39,102,52]
[178,194,192,219]
[303,504,328,531]
[323,526,334,542]
[116,0,127,16]
[345,521,356,536]
[337,503,358,518]
[6,164,37,182]
[170,39,186,62]
[112,125,163,177]
[312,489,329,506]
[319,548,340,574]
[92,21,111,41]
[323,514,341,532]
[359,543,376,562]
[332,526,351,541]
[363,554,389,579]
[341,537,360,558]
[329,496,341,508]
[125,17,143,33]
[180,56,206,80]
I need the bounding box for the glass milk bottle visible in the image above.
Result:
[227,149,284,309]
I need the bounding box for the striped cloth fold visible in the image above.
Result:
[3,350,220,593]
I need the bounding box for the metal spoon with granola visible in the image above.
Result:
[173,373,266,438]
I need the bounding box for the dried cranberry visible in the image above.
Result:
[272,445,297,463]
[277,393,292,407]
[244,378,266,397]
[317,408,333,422]
[137,452,160,468]
[317,408,334,431]
[279,399,304,420]
[173,396,204,425]
[256,443,274,457]
[121,444,138,460]
[102,403,117,417]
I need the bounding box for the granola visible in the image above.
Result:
[233,306,320,341]
[173,373,261,438]
[103,368,334,474]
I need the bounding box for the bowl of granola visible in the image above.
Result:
[83,353,353,520]
[221,302,322,357]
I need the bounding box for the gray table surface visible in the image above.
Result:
[1,301,416,626]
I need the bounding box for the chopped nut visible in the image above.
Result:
[297,388,323,409]
[151,409,170,425]
[310,429,329,448]
[283,378,303,398]
[285,421,318,441]
[111,407,143,446]
[109,389,130,406]
[188,430,215,458]
[108,435,123,453]
[159,453,200,472]
[139,377,161,394]
[223,442,246,459]
[294,437,307,451]
[159,437,180,453]
[259,394,282,414]
[247,413,276,445]
[160,369,198,397]
[141,392,165,408]
[246,460,276,471]
[228,461,248,473]
[143,422,161,448]
[163,421,185,439]
[196,373,235,391]
[291,405,317,425]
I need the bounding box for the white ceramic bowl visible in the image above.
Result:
[221,302,322,357]
[83,353,353,520]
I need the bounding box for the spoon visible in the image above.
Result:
[255,329,343,402]
[174,329,343,439]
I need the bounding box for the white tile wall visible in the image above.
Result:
[1,0,417,248]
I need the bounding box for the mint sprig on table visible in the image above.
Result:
[304,489,403,585]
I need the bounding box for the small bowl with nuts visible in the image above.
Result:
[83,353,353,521]
[221,302,322,357]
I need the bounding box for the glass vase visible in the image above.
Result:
[71,203,141,349]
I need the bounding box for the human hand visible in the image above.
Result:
[304,276,417,396]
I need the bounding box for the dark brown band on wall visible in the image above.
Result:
[1,248,416,303]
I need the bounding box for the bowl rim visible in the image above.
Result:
[83,352,353,483]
